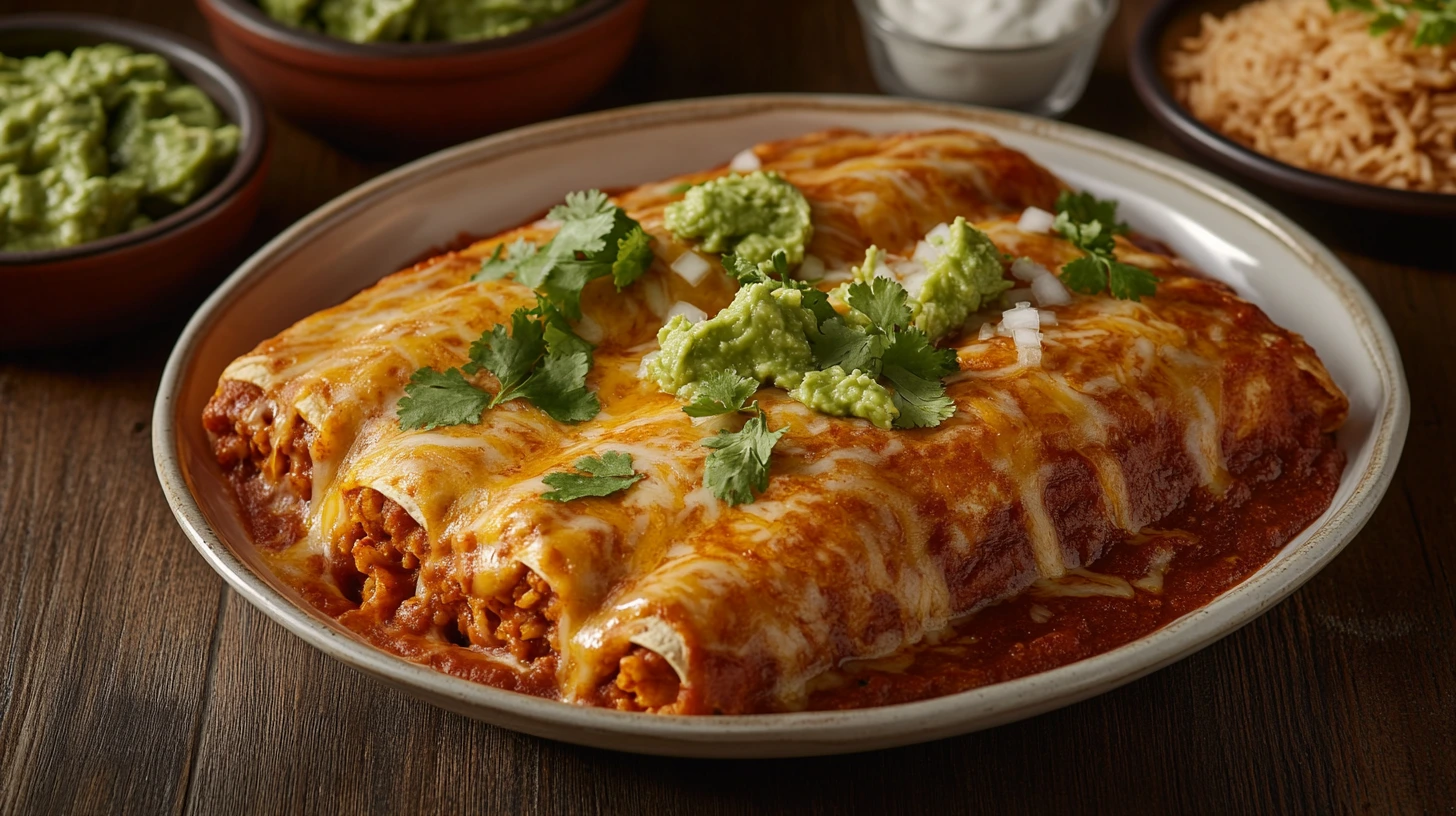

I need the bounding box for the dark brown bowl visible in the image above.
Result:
[0,13,269,350]
[1129,0,1456,218]
[196,0,648,154]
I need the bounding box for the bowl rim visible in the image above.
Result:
[0,12,268,267]
[852,0,1120,55]
[1128,0,1456,217]
[197,0,627,60]
[152,93,1409,757]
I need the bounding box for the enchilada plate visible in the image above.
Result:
[153,95,1407,757]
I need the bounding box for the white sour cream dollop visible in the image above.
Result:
[879,0,1098,48]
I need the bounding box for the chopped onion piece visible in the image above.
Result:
[978,322,996,341]
[666,301,708,324]
[1002,303,1041,331]
[1017,343,1044,367]
[872,258,896,280]
[670,250,711,285]
[1012,327,1043,368]
[1038,309,1058,325]
[799,254,826,281]
[1003,286,1033,305]
[576,313,605,343]
[927,222,951,242]
[1031,271,1072,306]
[729,148,761,172]
[1011,257,1051,282]
[912,240,943,265]
[901,269,932,298]
[1017,206,1056,234]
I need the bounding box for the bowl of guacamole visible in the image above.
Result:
[196,0,647,153]
[0,14,268,348]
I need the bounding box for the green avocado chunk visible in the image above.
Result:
[664,171,813,268]
[647,281,820,399]
[788,365,898,429]
[0,44,240,252]
[911,216,1013,341]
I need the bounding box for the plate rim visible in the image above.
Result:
[152,93,1409,757]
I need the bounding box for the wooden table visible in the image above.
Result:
[3,1,1452,813]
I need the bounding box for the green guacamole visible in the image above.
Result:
[846,218,1011,341]
[0,44,240,253]
[648,281,819,399]
[259,0,582,43]
[788,366,897,430]
[664,171,813,268]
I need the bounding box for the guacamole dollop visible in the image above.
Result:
[0,44,240,253]
[664,171,813,267]
[647,280,819,398]
[259,0,582,43]
[788,366,897,430]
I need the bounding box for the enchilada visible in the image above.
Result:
[202,129,1346,714]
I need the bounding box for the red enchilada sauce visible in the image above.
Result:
[806,431,1345,710]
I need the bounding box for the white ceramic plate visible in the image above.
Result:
[153,95,1408,758]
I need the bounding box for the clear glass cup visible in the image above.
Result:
[853,0,1119,118]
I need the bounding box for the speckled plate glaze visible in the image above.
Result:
[153,95,1408,758]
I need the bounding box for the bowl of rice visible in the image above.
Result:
[1130,0,1456,216]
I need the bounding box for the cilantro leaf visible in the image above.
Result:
[799,287,838,326]
[397,367,490,431]
[702,405,785,505]
[1059,255,1110,296]
[515,350,600,423]
[882,364,956,429]
[1055,191,1128,236]
[535,296,594,360]
[723,252,768,284]
[813,318,885,376]
[612,226,654,289]
[846,276,913,332]
[1108,261,1161,302]
[541,451,644,502]
[682,371,759,417]
[465,307,546,403]
[881,327,958,380]
[1053,213,1117,255]
[476,239,538,281]
[537,258,602,320]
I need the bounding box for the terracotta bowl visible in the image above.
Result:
[0,14,269,351]
[195,0,648,154]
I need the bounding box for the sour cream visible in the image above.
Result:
[879,0,1099,49]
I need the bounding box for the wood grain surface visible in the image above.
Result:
[2,1,1453,813]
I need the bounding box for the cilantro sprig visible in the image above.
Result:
[724,249,837,324]
[541,452,644,502]
[1329,0,1456,46]
[397,299,599,431]
[682,371,759,417]
[814,275,959,429]
[1052,191,1158,302]
[702,404,785,506]
[474,190,655,319]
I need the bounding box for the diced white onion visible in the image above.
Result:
[1038,309,1058,325]
[872,259,896,280]
[1003,287,1033,305]
[1017,206,1056,234]
[1031,271,1072,306]
[927,222,952,242]
[901,269,932,299]
[670,250,712,286]
[576,313,605,343]
[1011,257,1051,282]
[912,239,943,265]
[1012,326,1042,348]
[1002,304,1041,331]
[666,301,708,324]
[1017,343,1044,367]
[729,148,762,173]
[890,259,926,280]
[799,254,826,281]
[978,322,996,341]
